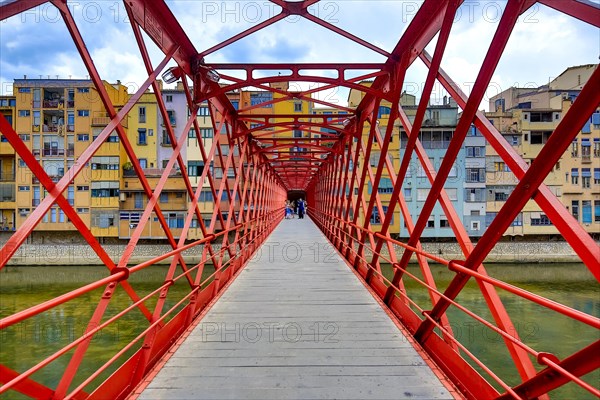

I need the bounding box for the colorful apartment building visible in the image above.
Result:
[0,95,17,231]
[486,64,599,237]
[12,79,128,239]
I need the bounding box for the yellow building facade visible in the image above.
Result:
[12,79,128,239]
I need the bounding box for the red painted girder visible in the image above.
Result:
[538,0,600,27]
[420,50,600,279]
[259,143,339,153]
[124,0,198,75]
[497,340,600,399]
[210,63,386,71]
[199,13,288,57]
[207,74,389,106]
[355,0,455,116]
[209,71,366,114]
[0,0,48,20]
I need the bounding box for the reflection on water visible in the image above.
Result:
[0,263,598,399]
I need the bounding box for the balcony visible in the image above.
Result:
[32,175,62,184]
[0,183,15,202]
[92,116,128,128]
[123,168,182,178]
[0,172,15,182]
[43,99,62,108]
[42,148,65,157]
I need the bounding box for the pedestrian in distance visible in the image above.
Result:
[298,198,305,219]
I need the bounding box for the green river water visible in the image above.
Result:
[0,263,598,399]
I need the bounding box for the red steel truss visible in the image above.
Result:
[0,0,599,399]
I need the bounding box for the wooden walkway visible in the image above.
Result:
[138,217,454,400]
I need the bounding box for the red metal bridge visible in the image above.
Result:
[1,0,599,399]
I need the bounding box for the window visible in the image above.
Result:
[18,110,30,117]
[188,161,204,177]
[582,139,591,158]
[166,95,173,103]
[18,159,26,168]
[197,107,210,116]
[466,168,485,183]
[139,159,147,168]
[445,188,458,201]
[199,191,214,202]
[370,206,390,224]
[531,213,552,226]
[417,188,429,201]
[227,168,236,178]
[231,101,239,110]
[582,171,591,189]
[138,106,146,123]
[594,139,600,157]
[138,128,147,145]
[494,161,510,172]
[571,168,579,185]
[426,217,435,228]
[465,188,486,202]
[582,201,592,224]
[77,88,89,93]
[377,178,394,194]
[377,106,391,118]
[18,87,31,93]
[530,131,551,144]
[466,147,484,157]
[440,218,450,228]
[91,181,119,197]
[77,110,90,117]
[530,112,553,122]
[403,187,412,200]
[293,129,303,138]
[160,192,168,203]
[91,156,119,170]
[200,128,214,138]
[19,134,30,141]
[571,200,579,221]
[250,92,273,107]
[77,185,89,191]
[595,200,600,223]
[594,168,600,185]
[76,208,89,213]
[18,186,29,191]
[512,213,523,226]
[188,129,196,138]
[471,221,480,231]
[162,131,171,146]
[294,102,302,112]
[77,133,89,141]
[167,110,176,126]
[572,140,579,157]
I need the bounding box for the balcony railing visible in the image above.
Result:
[123,168,181,177]
[0,172,15,182]
[92,116,128,128]
[42,148,65,157]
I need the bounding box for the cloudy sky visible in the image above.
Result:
[0,0,598,109]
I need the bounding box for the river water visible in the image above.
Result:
[0,263,598,399]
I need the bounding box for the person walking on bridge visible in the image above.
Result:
[297,198,306,219]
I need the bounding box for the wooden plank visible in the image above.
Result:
[139,218,454,400]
